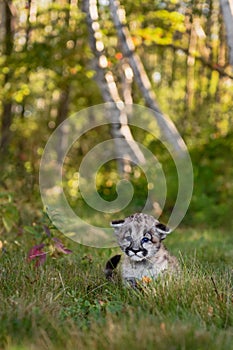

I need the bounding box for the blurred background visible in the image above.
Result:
[0,0,233,243]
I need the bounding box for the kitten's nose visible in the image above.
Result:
[131,248,140,254]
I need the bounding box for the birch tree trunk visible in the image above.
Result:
[185,17,198,110]
[82,0,145,173]
[220,0,233,66]
[109,0,187,158]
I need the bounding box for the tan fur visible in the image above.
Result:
[110,213,179,286]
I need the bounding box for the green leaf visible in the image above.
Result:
[2,214,14,232]
[2,204,19,232]
[24,226,40,235]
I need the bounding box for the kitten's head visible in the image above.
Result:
[111,213,171,262]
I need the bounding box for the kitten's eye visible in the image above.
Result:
[125,236,132,242]
[141,237,150,244]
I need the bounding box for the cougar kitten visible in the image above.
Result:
[105,213,178,286]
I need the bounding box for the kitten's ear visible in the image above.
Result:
[110,219,125,233]
[155,222,171,240]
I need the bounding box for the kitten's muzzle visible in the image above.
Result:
[126,247,148,258]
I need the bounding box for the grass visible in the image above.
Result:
[0,227,233,350]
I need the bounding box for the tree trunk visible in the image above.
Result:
[220,0,233,66]
[82,0,145,172]
[109,0,187,158]
[0,1,15,153]
[55,0,72,164]
[185,18,197,110]
[56,86,71,164]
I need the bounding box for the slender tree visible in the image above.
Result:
[82,0,145,172]
[0,0,15,153]
[220,0,233,66]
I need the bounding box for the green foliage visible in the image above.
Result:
[0,0,232,232]
[133,10,185,45]
[0,193,19,233]
[188,133,233,227]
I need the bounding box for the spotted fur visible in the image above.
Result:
[105,213,179,286]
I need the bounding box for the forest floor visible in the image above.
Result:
[0,227,233,350]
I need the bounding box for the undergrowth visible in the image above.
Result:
[0,228,232,350]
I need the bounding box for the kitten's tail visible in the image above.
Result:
[105,254,121,279]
